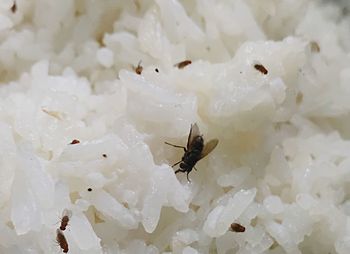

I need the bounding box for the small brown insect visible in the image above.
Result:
[310,41,320,53]
[229,223,245,233]
[296,91,303,105]
[155,68,159,73]
[11,1,17,13]
[102,154,107,158]
[56,229,69,253]
[254,64,268,75]
[70,139,80,145]
[87,188,92,192]
[133,61,143,75]
[59,209,72,231]
[165,123,218,181]
[175,60,192,69]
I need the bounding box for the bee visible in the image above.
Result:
[59,209,72,231]
[56,229,69,253]
[165,123,218,181]
[229,223,245,233]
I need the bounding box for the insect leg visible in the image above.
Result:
[175,169,186,174]
[172,161,182,167]
[186,172,191,182]
[164,142,187,152]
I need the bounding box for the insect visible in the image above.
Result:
[174,60,192,69]
[11,1,17,13]
[59,209,72,231]
[229,223,245,233]
[69,139,80,145]
[254,63,268,75]
[133,61,143,75]
[56,229,69,253]
[165,123,218,181]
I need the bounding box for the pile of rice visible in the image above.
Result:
[1,0,350,253]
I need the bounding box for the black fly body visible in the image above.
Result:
[165,123,218,181]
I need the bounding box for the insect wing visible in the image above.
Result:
[187,123,200,149]
[62,209,72,218]
[200,139,218,159]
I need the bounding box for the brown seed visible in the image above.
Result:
[175,60,192,69]
[11,1,17,13]
[59,209,72,231]
[310,41,320,53]
[133,61,143,75]
[254,64,268,75]
[230,223,245,233]
[56,229,69,253]
[70,139,80,145]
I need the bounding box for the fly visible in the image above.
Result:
[165,123,218,181]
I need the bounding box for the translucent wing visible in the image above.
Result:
[200,139,218,159]
[62,209,72,218]
[187,123,200,149]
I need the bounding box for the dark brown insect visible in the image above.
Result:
[165,123,218,181]
[87,188,92,192]
[254,64,268,75]
[11,1,17,13]
[70,139,80,145]
[56,229,69,253]
[175,60,192,69]
[102,154,107,158]
[155,68,159,73]
[133,61,143,75]
[59,209,72,231]
[229,223,245,233]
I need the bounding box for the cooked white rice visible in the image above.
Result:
[1,0,350,253]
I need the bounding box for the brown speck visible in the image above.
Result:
[87,188,92,192]
[56,229,69,253]
[254,64,268,75]
[174,60,192,69]
[70,139,80,145]
[310,41,320,53]
[155,68,159,73]
[102,154,107,158]
[11,1,17,13]
[59,209,72,231]
[133,61,143,75]
[296,91,303,105]
[230,223,245,233]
